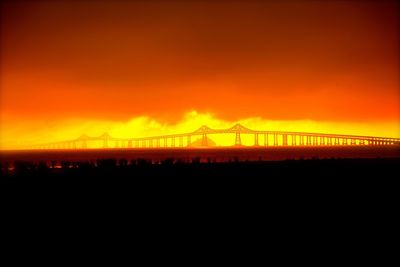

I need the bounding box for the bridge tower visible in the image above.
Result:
[283,134,288,146]
[202,134,208,146]
[235,132,241,146]
[274,133,278,146]
[179,136,183,147]
[254,134,259,146]
[100,133,110,148]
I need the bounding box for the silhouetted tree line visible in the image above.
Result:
[1,157,399,185]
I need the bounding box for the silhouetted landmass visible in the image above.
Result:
[2,147,399,205]
[2,157,399,183]
[2,146,399,163]
[2,157,398,222]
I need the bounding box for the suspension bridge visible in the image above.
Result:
[29,124,400,150]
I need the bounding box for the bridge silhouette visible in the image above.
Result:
[31,123,400,150]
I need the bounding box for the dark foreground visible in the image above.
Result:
[2,157,399,182]
[2,146,400,163]
[2,158,398,223]
[2,147,399,202]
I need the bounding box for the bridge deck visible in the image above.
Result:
[29,124,400,149]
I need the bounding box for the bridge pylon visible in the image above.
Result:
[30,124,400,150]
[235,132,242,146]
[202,134,208,146]
[254,134,259,146]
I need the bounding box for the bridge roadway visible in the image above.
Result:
[31,124,400,150]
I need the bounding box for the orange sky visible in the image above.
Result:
[1,1,399,148]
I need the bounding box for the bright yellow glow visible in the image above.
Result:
[1,110,399,149]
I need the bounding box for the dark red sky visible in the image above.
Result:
[1,0,399,123]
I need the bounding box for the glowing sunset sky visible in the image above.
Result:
[0,0,399,149]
